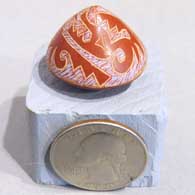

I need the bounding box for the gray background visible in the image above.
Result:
[0,0,194,194]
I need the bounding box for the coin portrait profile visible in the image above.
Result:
[73,132,128,183]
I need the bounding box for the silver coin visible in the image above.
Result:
[50,120,148,191]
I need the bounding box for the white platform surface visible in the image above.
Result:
[26,43,164,115]
[0,0,195,195]
[26,43,166,187]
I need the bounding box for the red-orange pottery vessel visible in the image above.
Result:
[46,5,147,90]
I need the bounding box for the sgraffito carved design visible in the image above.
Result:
[47,5,147,89]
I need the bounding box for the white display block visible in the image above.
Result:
[26,42,167,187]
